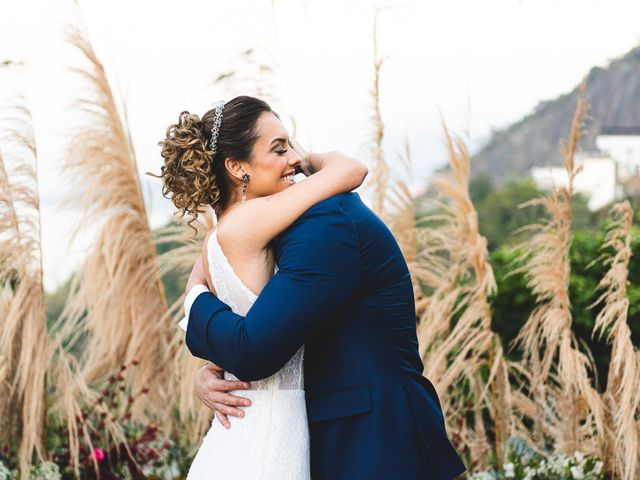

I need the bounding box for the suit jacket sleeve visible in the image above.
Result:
[185,198,361,381]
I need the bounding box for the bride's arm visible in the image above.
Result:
[221,143,368,250]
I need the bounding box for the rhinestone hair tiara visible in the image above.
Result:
[209,100,225,155]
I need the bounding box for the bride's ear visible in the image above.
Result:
[224,158,248,182]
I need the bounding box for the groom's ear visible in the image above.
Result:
[224,157,247,182]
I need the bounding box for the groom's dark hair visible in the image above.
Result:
[154,95,278,239]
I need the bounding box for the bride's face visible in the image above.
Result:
[242,112,302,198]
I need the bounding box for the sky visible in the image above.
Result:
[2,0,640,292]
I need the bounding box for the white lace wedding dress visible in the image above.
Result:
[180,229,310,479]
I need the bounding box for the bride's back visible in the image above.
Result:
[205,226,303,391]
[211,215,275,298]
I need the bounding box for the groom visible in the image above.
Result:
[183,191,467,479]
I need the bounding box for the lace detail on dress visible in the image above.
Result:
[207,229,304,391]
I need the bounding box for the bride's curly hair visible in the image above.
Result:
[149,95,278,240]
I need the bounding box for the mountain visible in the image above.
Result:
[468,46,640,185]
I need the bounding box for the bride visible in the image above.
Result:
[156,95,368,479]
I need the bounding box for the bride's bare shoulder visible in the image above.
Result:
[214,208,253,253]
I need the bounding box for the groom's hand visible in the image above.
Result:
[195,361,252,429]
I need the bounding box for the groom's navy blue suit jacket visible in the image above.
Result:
[186,192,466,480]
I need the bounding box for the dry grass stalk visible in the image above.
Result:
[0,100,50,479]
[368,8,390,216]
[0,355,6,385]
[210,47,280,105]
[415,121,513,469]
[417,122,496,360]
[386,137,427,311]
[52,19,173,423]
[489,339,515,465]
[509,81,605,456]
[588,201,639,480]
[414,204,467,355]
[415,123,480,351]
[0,149,24,456]
[155,211,218,445]
[47,340,131,479]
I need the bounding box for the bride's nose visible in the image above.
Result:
[288,150,302,167]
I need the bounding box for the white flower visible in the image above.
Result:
[549,454,568,474]
[570,465,585,479]
[503,462,516,478]
[470,472,494,480]
[574,450,585,464]
[523,466,536,479]
[31,461,61,480]
[593,460,603,474]
[0,461,13,480]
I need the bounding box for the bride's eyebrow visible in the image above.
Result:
[268,134,290,146]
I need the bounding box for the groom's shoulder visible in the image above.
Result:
[275,193,361,257]
[279,192,361,240]
[275,193,362,265]
[297,192,360,223]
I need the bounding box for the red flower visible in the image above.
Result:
[89,447,105,463]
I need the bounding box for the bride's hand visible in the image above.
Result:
[289,134,312,176]
[194,362,252,429]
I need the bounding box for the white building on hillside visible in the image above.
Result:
[530,127,640,211]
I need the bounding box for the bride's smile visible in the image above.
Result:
[281,170,296,184]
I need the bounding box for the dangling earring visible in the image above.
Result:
[241,172,250,204]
